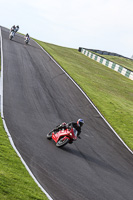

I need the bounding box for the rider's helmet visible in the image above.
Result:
[26,33,29,37]
[16,25,19,28]
[77,119,84,127]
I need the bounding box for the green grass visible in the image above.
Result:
[0,118,48,200]
[35,39,133,151]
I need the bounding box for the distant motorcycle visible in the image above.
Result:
[47,127,78,147]
[25,36,30,44]
[9,31,15,40]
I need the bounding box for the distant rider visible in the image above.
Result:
[25,33,30,40]
[10,25,15,33]
[14,25,19,33]
[53,119,84,138]
[10,25,19,35]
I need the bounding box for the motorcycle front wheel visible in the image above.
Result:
[9,35,13,40]
[47,131,53,140]
[56,137,69,147]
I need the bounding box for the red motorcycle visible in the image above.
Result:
[47,127,77,147]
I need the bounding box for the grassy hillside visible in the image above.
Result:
[35,39,133,151]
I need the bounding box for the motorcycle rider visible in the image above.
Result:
[10,25,16,33]
[14,25,19,33]
[10,25,19,35]
[25,33,30,41]
[53,119,84,138]
[9,25,16,39]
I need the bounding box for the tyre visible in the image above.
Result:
[9,35,13,40]
[25,40,29,44]
[56,137,69,147]
[47,131,53,139]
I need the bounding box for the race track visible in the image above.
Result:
[1,27,133,200]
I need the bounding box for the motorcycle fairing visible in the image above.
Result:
[52,128,77,143]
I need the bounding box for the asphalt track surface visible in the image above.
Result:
[1,27,133,200]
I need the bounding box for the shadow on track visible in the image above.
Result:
[60,145,127,178]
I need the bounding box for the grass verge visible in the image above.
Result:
[35,39,133,151]
[0,117,48,200]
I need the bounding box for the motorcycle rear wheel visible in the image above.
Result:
[56,137,69,147]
